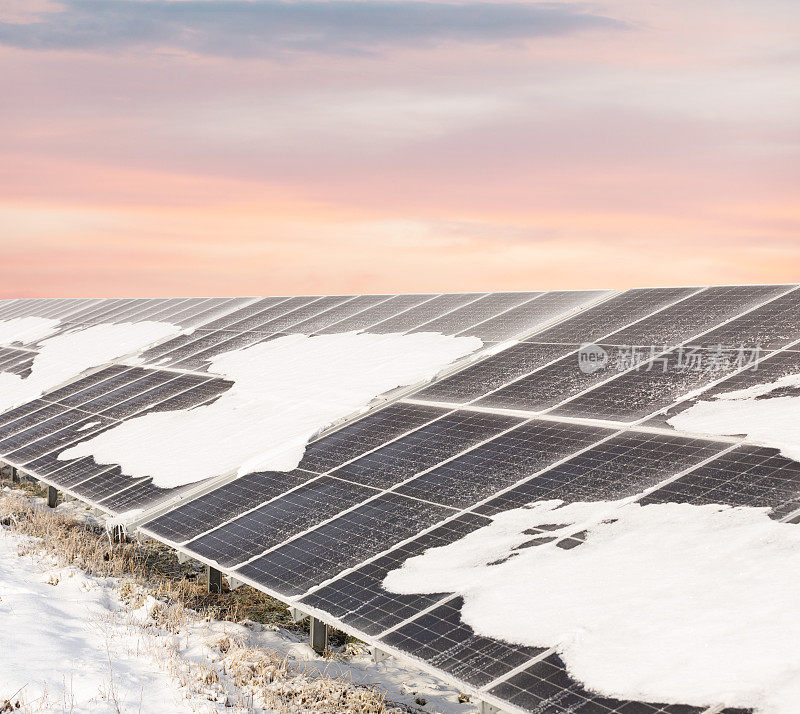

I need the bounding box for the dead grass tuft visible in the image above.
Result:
[0,490,295,628]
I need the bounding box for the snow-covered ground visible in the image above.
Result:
[0,492,475,714]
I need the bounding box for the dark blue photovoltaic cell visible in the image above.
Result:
[549,346,754,422]
[184,476,377,567]
[234,493,453,596]
[638,445,800,520]
[394,420,610,508]
[488,654,707,714]
[142,469,319,543]
[528,287,698,344]
[647,348,800,429]
[328,411,522,489]
[314,294,437,334]
[604,284,790,348]
[367,294,486,333]
[299,514,490,636]
[414,343,576,404]
[381,597,544,688]
[411,292,541,336]
[473,431,728,516]
[464,290,608,342]
[297,402,448,474]
[698,286,800,349]
[472,345,646,413]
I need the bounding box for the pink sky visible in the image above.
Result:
[1,0,798,297]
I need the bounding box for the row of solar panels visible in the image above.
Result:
[2,286,797,714]
[0,289,611,516]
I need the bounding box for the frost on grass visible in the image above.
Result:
[0,320,184,412]
[384,498,800,714]
[668,372,800,460]
[60,332,481,488]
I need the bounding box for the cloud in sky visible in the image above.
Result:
[0,0,625,57]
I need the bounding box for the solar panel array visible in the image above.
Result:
[2,285,799,714]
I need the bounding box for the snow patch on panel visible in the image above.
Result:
[668,373,800,460]
[0,316,61,346]
[0,321,185,413]
[59,332,481,489]
[384,498,800,714]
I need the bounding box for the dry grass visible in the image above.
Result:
[0,487,295,628]
[0,484,407,713]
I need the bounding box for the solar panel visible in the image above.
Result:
[393,420,611,508]
[648,346,800,428]
[143,469,320,544]
[235,492,455,596]
[486,653,707,714]
[461,290,610,342]
[299,513,491,636]
[472,431,730,516]
[413,343,575,404]
[2,287,798,714]
[548,346,757,423]
[381,597,545,688]
[366,293,488,333]
[327,410,522,489]
[314,293,438,333]
[527,287,699,344]
[638,445,800,520]
[411,292,542,336]
[698,286,800,349]
[600,284,791,348]
[297,402,448,473]
[471,345,630,413]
